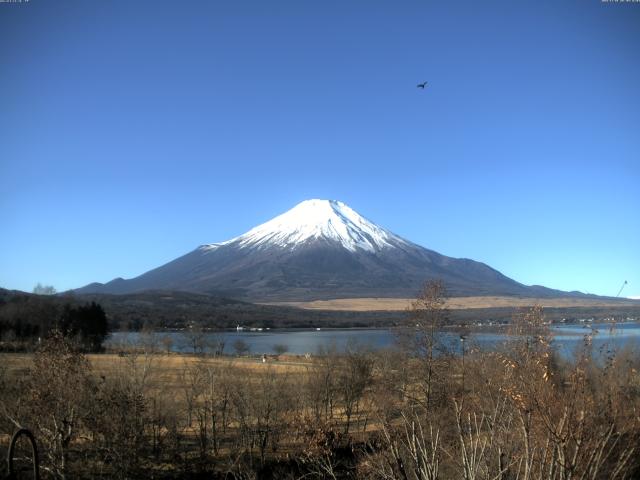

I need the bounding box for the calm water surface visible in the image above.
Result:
[107,322,640,358]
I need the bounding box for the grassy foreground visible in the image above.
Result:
[1,351,315,425]
[2,307,640,479]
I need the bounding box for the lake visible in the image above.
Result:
[107,322,640,358]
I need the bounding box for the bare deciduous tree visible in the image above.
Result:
[233,338,250,357]
[184,324,207,355]
[272,344,288,358]
[338,343,374,434]
[33,283,57,295]
[24,331,94,479]
[405,279,450,410]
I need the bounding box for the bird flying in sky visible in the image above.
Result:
[417,81,428,89]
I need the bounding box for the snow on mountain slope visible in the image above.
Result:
[201,199,409,253]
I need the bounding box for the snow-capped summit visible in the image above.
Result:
[203,199,407,253]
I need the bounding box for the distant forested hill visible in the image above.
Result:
[2,288,638,340]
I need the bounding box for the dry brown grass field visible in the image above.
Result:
[267,295,640,311]
[1,352,313,386]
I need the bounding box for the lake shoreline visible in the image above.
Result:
[105,321,640,358]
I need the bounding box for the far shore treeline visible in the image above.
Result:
[0,289,108,352]
[2,287,640,353]
[0,289,640,351]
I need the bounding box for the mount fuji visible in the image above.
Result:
[76,199,575,301]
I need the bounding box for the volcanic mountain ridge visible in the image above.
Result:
[76,199,588,301]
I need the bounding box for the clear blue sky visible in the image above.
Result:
[1,0,638,298]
